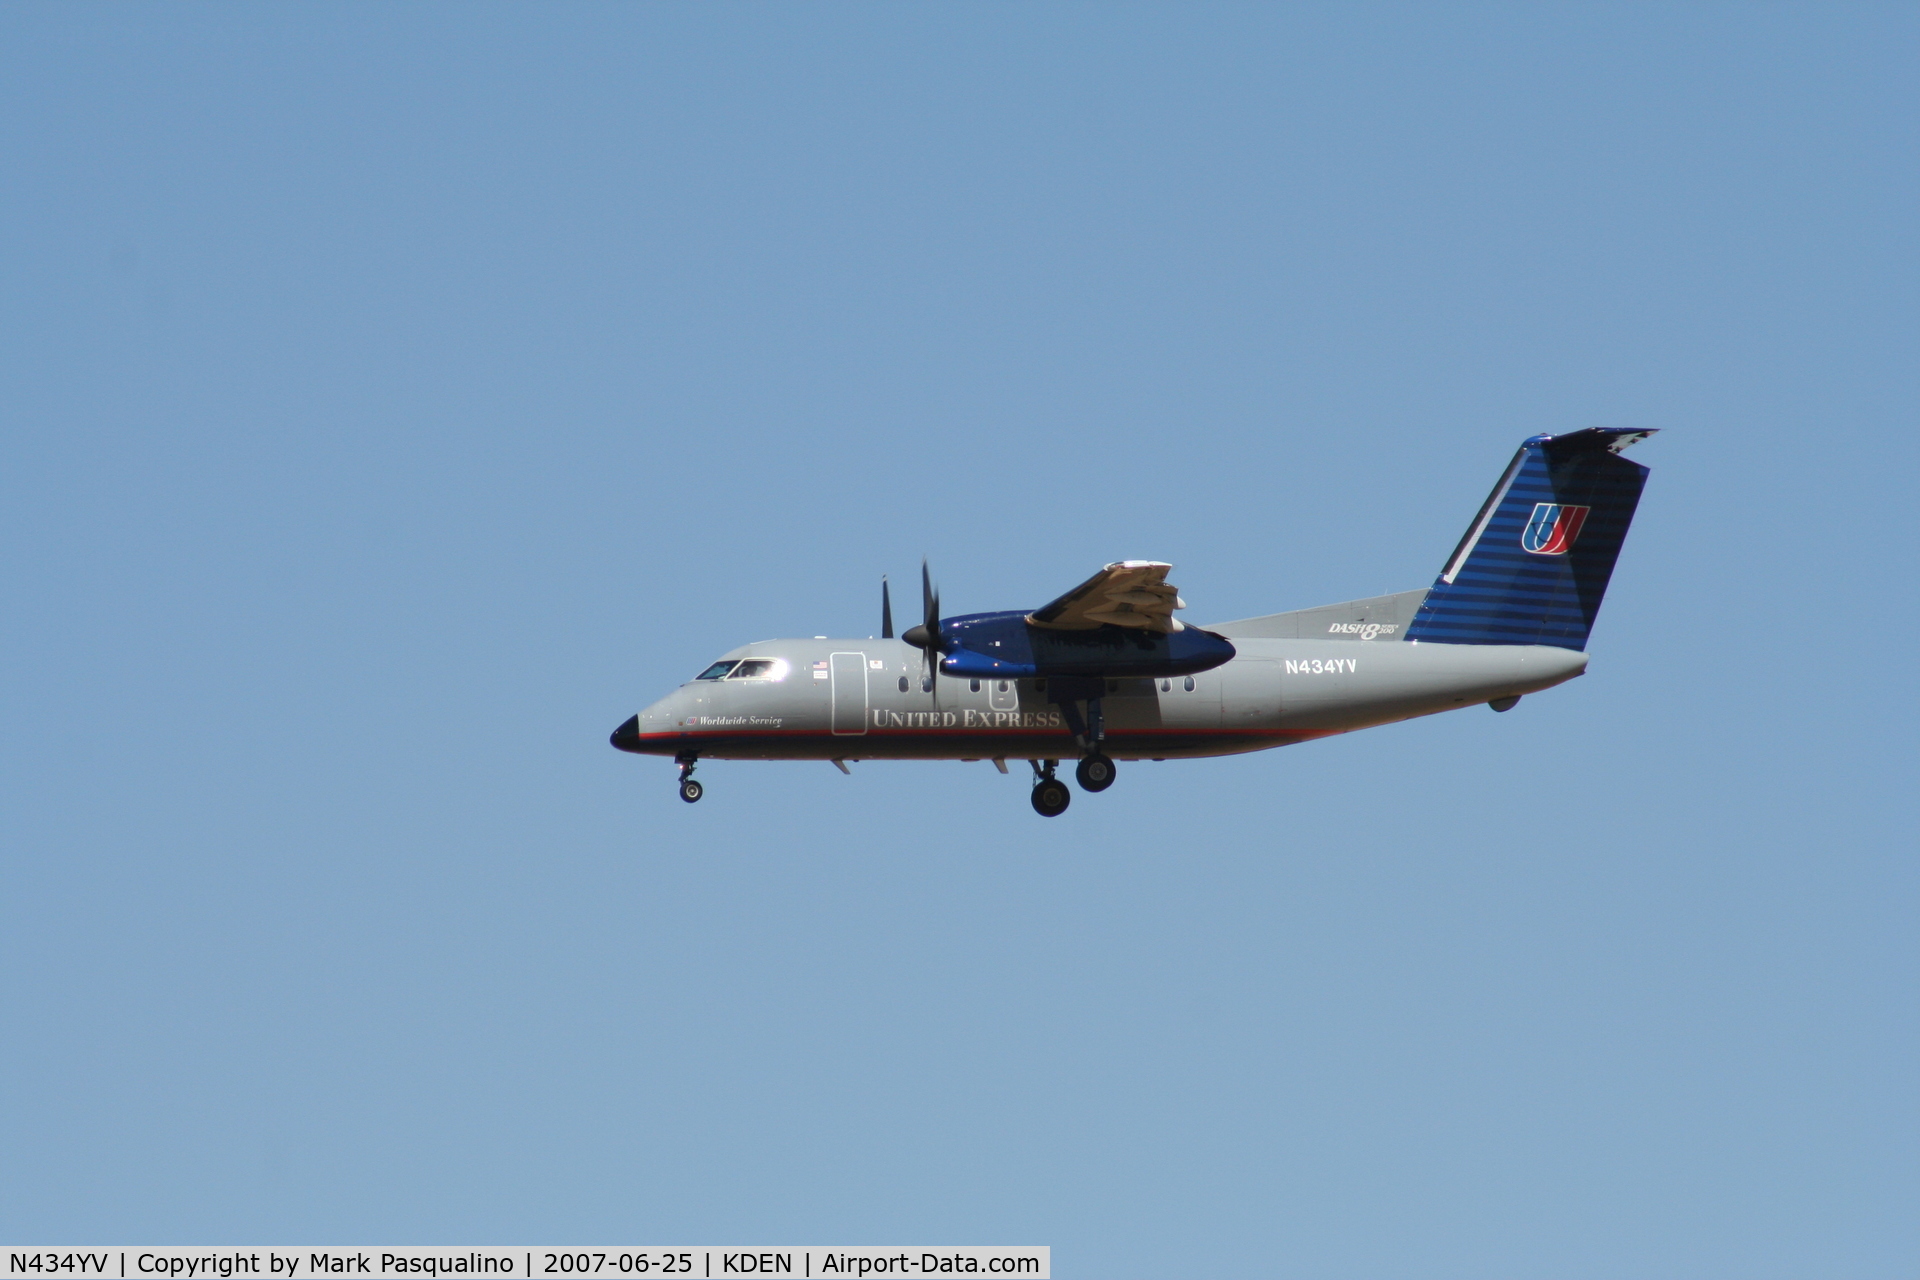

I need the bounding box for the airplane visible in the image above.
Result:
[611,428,1656,816]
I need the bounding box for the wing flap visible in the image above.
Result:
[1027,561,1187,633]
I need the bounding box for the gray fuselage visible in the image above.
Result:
[624,632,1587,762]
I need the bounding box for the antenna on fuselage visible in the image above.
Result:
[881,575,894,639]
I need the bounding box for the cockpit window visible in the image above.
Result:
[729,659,782,680]
[696,660,738,681]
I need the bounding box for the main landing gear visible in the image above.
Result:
[1030,760,1071,817]
[1075,752,1116,792]
[1032,749,1117,815]
[676,755,702,803]
[1047,682,1121,808]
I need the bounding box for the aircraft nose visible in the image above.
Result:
[609,714,642,753]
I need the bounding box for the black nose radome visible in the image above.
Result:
[610,715,642,752]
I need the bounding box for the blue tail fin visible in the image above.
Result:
[1405,429,1656,650]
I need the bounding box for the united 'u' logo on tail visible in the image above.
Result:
[1521,503,1591,555]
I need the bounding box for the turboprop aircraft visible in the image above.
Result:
[611,428,1656,816]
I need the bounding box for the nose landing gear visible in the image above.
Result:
[676,755,703,803]
[1029,759,1070,817]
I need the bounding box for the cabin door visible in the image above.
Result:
[830,652,869,735]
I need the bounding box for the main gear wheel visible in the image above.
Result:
[1075,753,1116,792]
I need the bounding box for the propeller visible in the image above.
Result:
[900,558,943,694]
[881,575,893,639]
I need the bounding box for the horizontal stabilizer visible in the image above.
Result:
[1210,588,1428,641]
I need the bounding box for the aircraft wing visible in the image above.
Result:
[1026,561,1187,632]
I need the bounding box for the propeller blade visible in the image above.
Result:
[881,575,893,639]
[899,559,942,694]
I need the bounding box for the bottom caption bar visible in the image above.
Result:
[3,1251,1047,1280]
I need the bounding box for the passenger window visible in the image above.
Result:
[730,659,778,679]
[898,676,909,693]
[696,661,738,681]
[969,679,981,693]
[1184,676,1195,692]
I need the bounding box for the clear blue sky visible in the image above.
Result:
[2,5,1915,1275]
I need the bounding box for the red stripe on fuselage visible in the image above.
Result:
[628,727,1325,758]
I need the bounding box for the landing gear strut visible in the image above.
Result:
[1055,694,1106,755]
[1052,686,1117,795]
[676,755,703,804]
[1029,759,1070,817]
